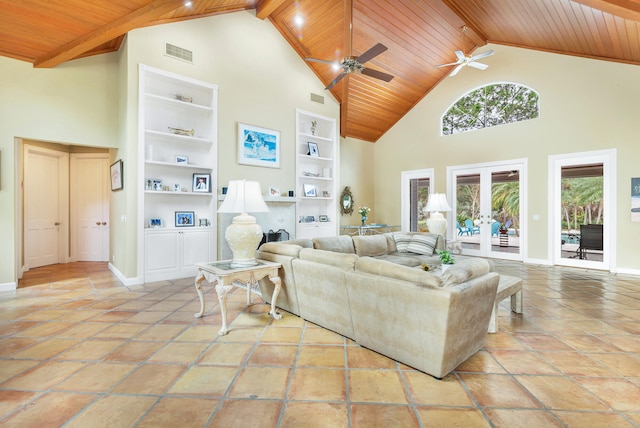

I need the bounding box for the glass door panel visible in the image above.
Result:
[410,177,430,232]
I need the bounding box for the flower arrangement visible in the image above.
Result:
[358,206,371,226]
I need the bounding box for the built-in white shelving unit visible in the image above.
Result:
[295,109,338,239]
[138,64,218,282]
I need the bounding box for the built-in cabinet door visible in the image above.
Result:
[182,229,213,272]
[145,230,180,278]
[145,228,212,281]
[71,154,109,262]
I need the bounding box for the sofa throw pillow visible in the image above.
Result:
[353,235,388,257]
[406,234,438,256]
[393,233,411,253]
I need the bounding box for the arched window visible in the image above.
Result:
[442,83,539,136]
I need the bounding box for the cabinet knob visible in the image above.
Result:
[102,222,107,226]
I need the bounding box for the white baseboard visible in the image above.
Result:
[614,267,640,277]
[108,263,143,287]
[0,282,17,292]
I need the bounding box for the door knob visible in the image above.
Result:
[54,222,61,226]
[102,222,107,225]
[96,222,101,225]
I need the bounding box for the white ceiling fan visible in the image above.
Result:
[434,49,495,77]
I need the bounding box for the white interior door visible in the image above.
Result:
[24,145,69,269]
[71,154,109,261]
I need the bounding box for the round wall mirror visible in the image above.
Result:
[340,186,354,215]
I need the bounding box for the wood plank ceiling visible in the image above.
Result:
[2,0,640,142]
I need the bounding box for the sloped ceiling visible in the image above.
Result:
[2,0,640,142]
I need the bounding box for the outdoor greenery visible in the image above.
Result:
[442,83,539,135]
[561,176,603,231]
[455,182,520,233]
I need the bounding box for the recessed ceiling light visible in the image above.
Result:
[294,14,304,26]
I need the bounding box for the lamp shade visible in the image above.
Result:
[218,180,269,214]
[424,193,452,213]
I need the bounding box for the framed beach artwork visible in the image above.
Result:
[238,122,280,168]
[110,159,123,191]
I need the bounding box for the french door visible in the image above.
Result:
[401,169,434,232]
[449,160,526,260]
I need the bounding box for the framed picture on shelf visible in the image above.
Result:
[303,183,317,197]
[149,218,162,228]
[175,211,195,227]
[110,159,123,191]
[319,215,329,222]
[322,191,330,197]
[269,186,280,197]
[175,155,188,164]
[307,216,315,222]
[192,173,211,193]
[152,179,163,191]
[308,142,319,157]
[199,218,209,227]
[238,122,281,168]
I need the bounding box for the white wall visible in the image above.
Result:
[374,44,640,271]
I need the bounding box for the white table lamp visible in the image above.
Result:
[424,193,452,237]
[218,180,269,267]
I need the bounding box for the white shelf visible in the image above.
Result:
[139,64,218,281]
[298,132,333,142]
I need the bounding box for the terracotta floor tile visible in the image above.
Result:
[0,337,40,357]
[515,375,609,411]
[198,343,253,365]
[538,351,619,377]
[168,366,238,396]
[458,373,542,408]
[260,326,303,343]
[404,371,474,406]
[554,410,637,427]
[247,344,298,366]
[228,366,290,399]
[455,349,507,374]
[136,397,218,427]
[280,402,348,427]
[64,394,157,428]
[513,332,576,351]
[302,326,345,344]
[55,362,136,391]
[489,349,562,375]
[52,321,110,338]
[350,403,419,427]
[416,407,491,427]
[287,368,347,401]
[0,392,98,427]
[148,341,209,363]
[575,377,640,412]
[483,332,527,350]
[483,408,564,427]
[102,340,165,362]
[174,324,223,341]
[349,370,408,404]
[133,323,188,340]
[297,345,345,368]
[0,360,40,383]
[1,361,86,390]
[54,339,123,361]
[16,321,75,337]
[11,338,81,359]
[93,322,149,339]
[555,333,624,352]
[210,399,281,427]
[0,320,40,335]
[586,353,640,377]
[0,390,39,419]
[112,364,186,394]
[347,346,397,369]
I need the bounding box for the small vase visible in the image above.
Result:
[361,216,367,226]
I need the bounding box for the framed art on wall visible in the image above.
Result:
[110,159,123,191]
[238,122,280,168]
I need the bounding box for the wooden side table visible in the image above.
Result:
[194,259,282,335]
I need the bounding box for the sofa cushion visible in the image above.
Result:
[440,258,491,287]
[313,236,355,253]
[353,235,389,257]
[392,233,412,253]
[299,248,358,270]
[406,234,438,256]
[355,257,441,288]
[259,242,304,257]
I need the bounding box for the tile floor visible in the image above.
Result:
[1,260,639,427]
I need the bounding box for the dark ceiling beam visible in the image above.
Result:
[572,0,640,20]
[256,0,289,19]
[34,0,186,68]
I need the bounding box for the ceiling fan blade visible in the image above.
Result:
[434,61,461,68]
[326,72,347,90]
[449,63,465,77]
[470,50,494,61]
[468,61,488,70]
[361,67,394,82]
[356,43,388,64]
[305,57,338,66]
[454,50,465,61]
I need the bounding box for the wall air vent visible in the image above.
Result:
[310,93,324,104]
[165,43,193,63]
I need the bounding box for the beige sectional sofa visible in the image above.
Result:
[256,232,499,378]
